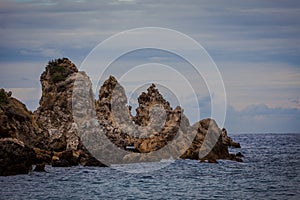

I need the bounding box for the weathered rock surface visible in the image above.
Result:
[0,88,45,148]
[95,75,242,163]
[0,89,48,175]
[181,119,241,163]
[221,128,241,148]
[96,75,133,149]
[0,138,36,176]
[34,58,79,152]
[34,58,106,167]
[94,77,191,164]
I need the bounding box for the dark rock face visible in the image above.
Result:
[0,138,36,176]
[221,128,241,148]
[34,163,46,172]
[52,150,79,167]
[181,119,242,162]
[0,89,45,148]
[0,89,47,175]
[80,154,107,167]
[33,148,52,164]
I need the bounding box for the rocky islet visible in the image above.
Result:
[0,58,242,176]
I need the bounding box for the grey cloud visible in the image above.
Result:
[225,104,300,133]
[1,0,299,65]
[1,0,300,133]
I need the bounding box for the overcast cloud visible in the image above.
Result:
[1,0,299,133]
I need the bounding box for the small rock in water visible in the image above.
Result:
[236,152,244,157]
[34,163,46,172]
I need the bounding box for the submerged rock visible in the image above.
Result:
[34,163,46,172]
[236,152,244,157]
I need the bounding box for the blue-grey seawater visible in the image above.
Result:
[0,133,299,199]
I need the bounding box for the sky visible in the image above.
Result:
[0,0,300,133]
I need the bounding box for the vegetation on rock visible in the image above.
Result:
[46,58,78,84]
[0,89,9,105]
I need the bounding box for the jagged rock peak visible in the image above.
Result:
[138,83,171,109]
[41,57,78,84]
[96,75,131,132]
[134,83,172,126]
[35,58,86,151]
[37,58,80,112]
[98,75,119,101]
[0,88,44,148]
[33,59,106,167]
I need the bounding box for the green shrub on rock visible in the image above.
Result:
[47,60,67,83]
[0,89,9,105]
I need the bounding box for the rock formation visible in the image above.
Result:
[95,75,133,149]
[0,88,45,148]
[34,58,79,152]
[34,58,105,167]
[221,128,241,148]
[93,77,194,163]
[0,138,36,176]
[0,89,40,175]
[95,75,241,163]
[181,119,242,162]
[0,57,242,175]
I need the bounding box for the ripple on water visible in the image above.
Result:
[0,133,299,199]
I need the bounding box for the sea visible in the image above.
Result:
[0,133,299,200]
